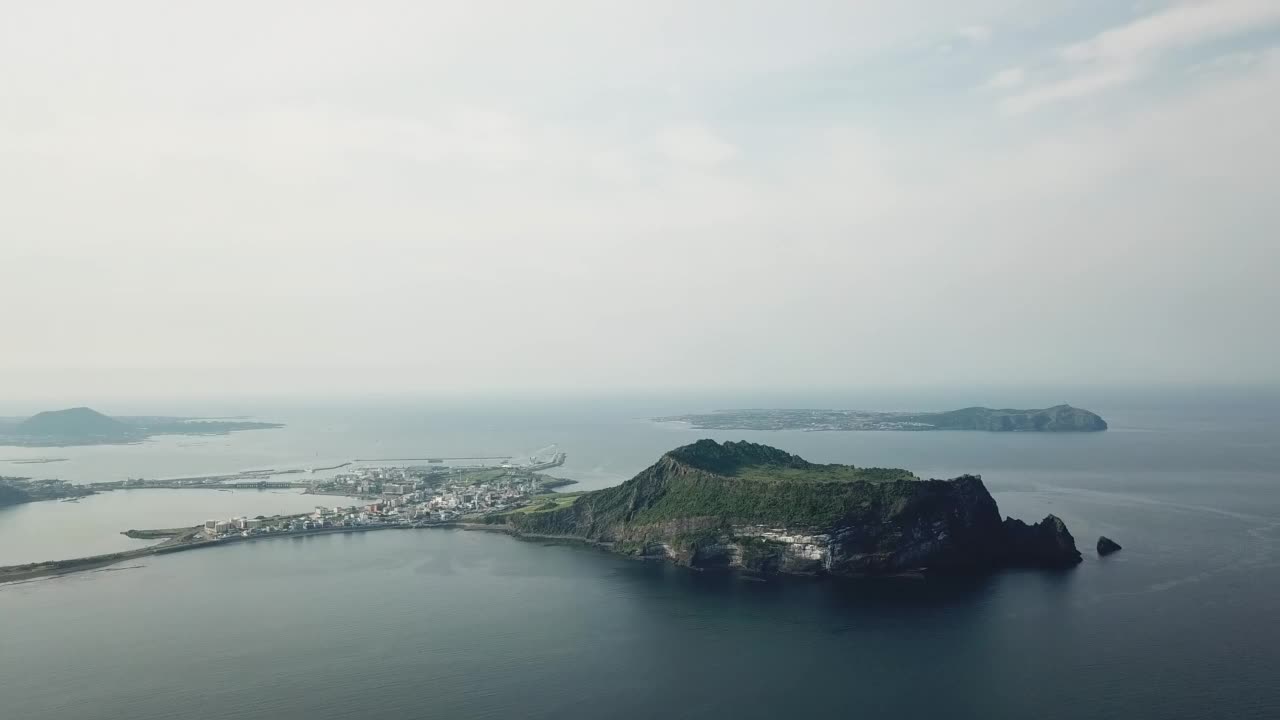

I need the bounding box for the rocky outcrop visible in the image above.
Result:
[1097,536,1122,556]
[1000,515,1083,568]
[505,440,1083,577]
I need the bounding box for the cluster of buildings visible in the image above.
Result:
[322,465,543,511]
[326,466,417,496]
[198,504,412,539]
[372,468,542,520]
[198,464,552,540]
[201,516,269,537]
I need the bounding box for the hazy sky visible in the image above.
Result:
[3,1,1279,402]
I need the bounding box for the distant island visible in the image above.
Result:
[654,405,1107,432]
[0,407,284,447]
[485,440,1082,576]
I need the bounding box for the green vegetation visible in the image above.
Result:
[667,439,914,483]
[732,464,914,484]
[448,468,508,486]
[507,440,943,536]
[535,477,578,492]
[476,491,588,525]
[519,491,586,512]
[737,535,788,569]
[626,472,917,529]
[502,440,1083,575]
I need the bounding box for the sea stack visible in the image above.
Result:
[1097,536,1122,556]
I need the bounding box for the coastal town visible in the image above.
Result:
[0,451,572,583]
[0,451,568,506]
[197,458,572,539]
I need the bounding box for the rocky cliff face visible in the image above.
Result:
[506,440,1082,576]
[1000,515,1083,568]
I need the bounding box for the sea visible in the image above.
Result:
[1,386,1278,719]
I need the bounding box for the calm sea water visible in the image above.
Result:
[0,490,364,566]
[2,387,1279,718]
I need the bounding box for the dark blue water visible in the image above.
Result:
[2,387,1278,718]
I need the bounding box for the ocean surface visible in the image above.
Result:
[0,490,364,566]
[2,387,1279,719]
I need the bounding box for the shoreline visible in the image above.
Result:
[1,519,1010,587]
[2,456,573,585]
[0,522,466,585]
[454,523,616,549]
[0,520,613,585]
[1,454,567,506]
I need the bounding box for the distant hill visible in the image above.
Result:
[897,405,1109,432]
[0,407,283,447]
[16,407,134,441]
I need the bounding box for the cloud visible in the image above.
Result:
[1001,63,1141,114]
[1189,48,1266,75]
[2,2,1280,396]
[984,67,1026,90]
[998,0,1280,112]
[956,24,992,43]
[1062,0,1280,62]
[653,126,740,169]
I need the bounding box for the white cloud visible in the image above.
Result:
[653,126,740,169]
[2,1,1279,396]
[957,24,992,43]
[1001,63,1141,114]
[998,0,1280,112]
[586,148,640,184]
[985,67,1026,90]
[1189,48,1266,75]
[1062,0,1280,62]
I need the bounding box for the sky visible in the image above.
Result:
[3,0,1279,404]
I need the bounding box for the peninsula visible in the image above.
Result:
[0,476,95,507]
[0,455,572,582]
[0,407,283,447]
[655,405,1107,432]
[490,440,1082,576]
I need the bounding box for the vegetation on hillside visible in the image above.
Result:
[505,440,953,535]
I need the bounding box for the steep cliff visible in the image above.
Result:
[505,440,1081,575]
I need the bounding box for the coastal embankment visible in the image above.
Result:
[0,519,608,585]
[0,521,436,584]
